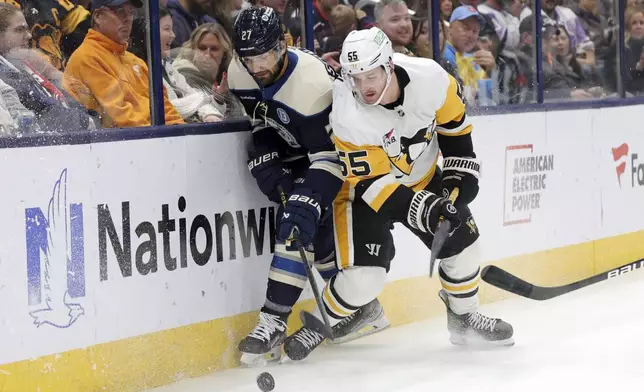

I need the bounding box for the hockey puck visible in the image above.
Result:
[256,372,275,392]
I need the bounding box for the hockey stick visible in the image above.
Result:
[481,257,644,301]
[428,188,460,277]
[277,186,335,339]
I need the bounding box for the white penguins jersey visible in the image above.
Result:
[329,54,473,216]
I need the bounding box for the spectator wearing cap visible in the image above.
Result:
[167,0,218,49]
[443,5,497,104]
[63,0,184,128]
[375,0,414,55]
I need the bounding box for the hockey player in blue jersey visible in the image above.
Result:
[228,6,391,364]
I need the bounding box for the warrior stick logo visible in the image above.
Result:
[612,143,629,187]
[25,169,85,328]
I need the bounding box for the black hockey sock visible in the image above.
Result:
[261,279,304,317]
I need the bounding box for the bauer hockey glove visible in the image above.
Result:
[247,150,293,204]
[277,188,322,246]
[407,190,462,235]
[441,157,481,206]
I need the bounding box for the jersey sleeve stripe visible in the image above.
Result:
[309,161,345,180]
[437,123,472,137]
[436,112,472,136]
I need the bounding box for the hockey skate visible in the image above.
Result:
[284,326,326,361]
[328,298,390,344]
[238,312,288,365]
[439,290,514,347]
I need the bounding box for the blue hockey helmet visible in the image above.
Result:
[233,7,287,85]
[233,6,284,57]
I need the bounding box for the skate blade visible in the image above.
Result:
[240,348,283,366]
[449,334,515,348]
[329,317,391,345]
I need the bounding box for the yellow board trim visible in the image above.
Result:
[3,230,644,391]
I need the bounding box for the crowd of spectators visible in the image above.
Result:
[0,0,642,134]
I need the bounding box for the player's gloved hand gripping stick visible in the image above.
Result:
[429,188,460,277]
[277,185,335,340]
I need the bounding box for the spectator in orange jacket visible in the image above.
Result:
[62,0,184,128]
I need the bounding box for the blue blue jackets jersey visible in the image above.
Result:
[227,48,344,209]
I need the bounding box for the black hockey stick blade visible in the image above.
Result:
[481,257,644,301]
[429,220,451,277]
[428,188,459,277]
[300,310,334,339]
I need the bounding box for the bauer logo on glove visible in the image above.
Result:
[278,189,322,246]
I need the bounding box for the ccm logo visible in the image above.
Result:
[248,152,279,170]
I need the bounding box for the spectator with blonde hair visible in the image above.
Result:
[173,22,232,94]
[63,0,183,128]
[321,4,359,53]
[625,6,644,93]
[158,6,224,122]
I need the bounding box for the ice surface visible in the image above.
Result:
[149,269,644,392]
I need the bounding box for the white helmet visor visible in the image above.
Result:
[342,65,393,106]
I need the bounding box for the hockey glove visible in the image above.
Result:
[248,151,293,204]
[441,157,481,206]
[407,190,461,235]
[277,188,322,246]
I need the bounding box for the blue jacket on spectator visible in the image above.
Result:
[167,0,218,49]
[0,56,95,132]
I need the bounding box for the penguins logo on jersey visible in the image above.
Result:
[382,120,436,175]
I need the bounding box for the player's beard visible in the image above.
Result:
[253,68,278,85]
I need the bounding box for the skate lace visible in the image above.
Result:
[294,328,324,349]
[248,313,286,342]
[468,312,497,332]
[336,312,356,328]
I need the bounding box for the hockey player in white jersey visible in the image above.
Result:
[290,27,515,360]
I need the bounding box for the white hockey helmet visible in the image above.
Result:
[340,27,395,105]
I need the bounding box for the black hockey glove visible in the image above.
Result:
[407,190,462,235]
[441,157,481,206]
[277,188,322,246]
[247,151,293,204]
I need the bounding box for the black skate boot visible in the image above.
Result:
[439,290,514,347]
[284,326,326,361]
[238,311,288,365]
[328,298,390,344]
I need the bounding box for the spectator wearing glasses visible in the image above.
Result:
[63,0,184,128]
[0,3,97,132]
